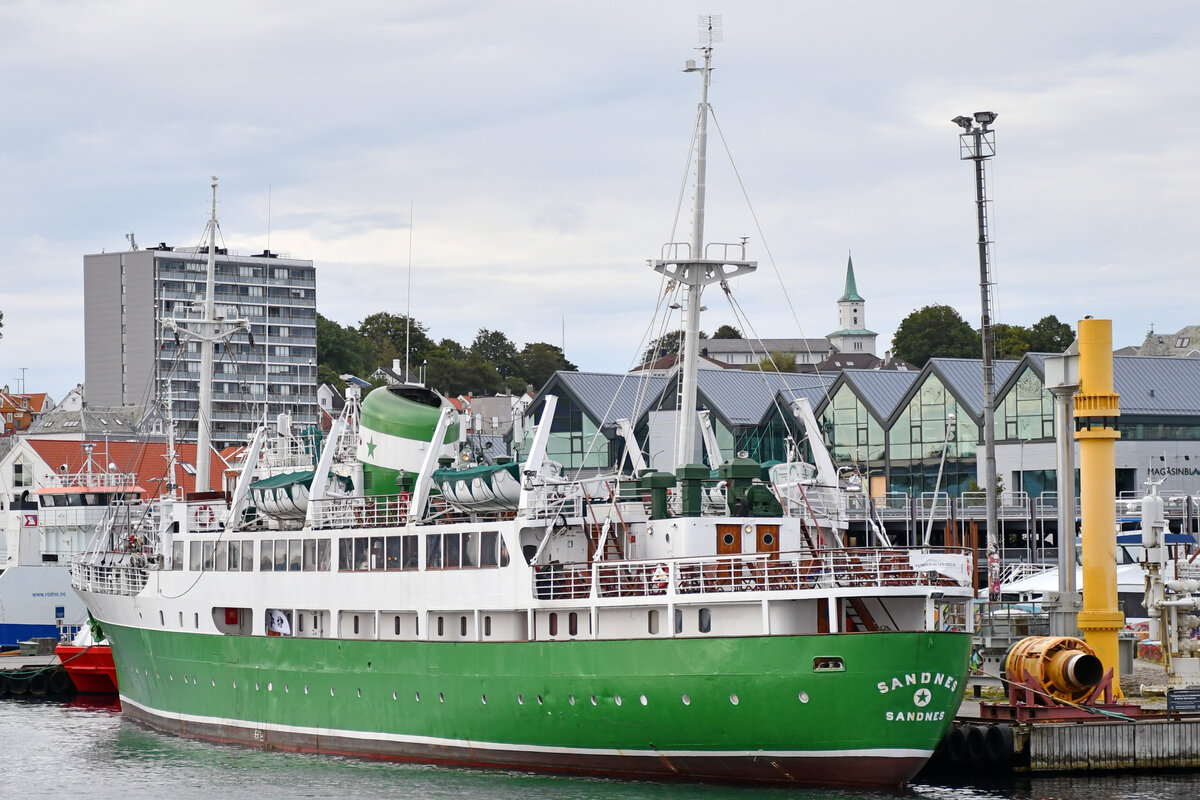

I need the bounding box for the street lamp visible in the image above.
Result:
[953,110,1000,595]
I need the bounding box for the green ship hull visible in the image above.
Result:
[106,622,970,786]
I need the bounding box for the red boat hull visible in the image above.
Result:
[56,644,118,694]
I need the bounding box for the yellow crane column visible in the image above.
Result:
[1074,318,1124,695]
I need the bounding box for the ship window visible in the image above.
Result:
[443,533,460,568]
[437,616,444,637]
[203,542,215,571]
[172,541,184,571]
[549,613,558,636]
[353,537,369,570]
[401,535,418,570]
[227,541,240,571]
[698,608,712,633]
[214,541,227,572]
[353,615,360,635]
[303,538,317,571]
[461,532,479,568]
[338,538,353,571]
[480,532,499,567]
[274,541,287,572]
[426,535,443,569]
[318,539,331,571]
[484,616,491,637]
[648,609,659,635]
[385,536,401,570]
[159,610,164,626]
[500,538,510,567]
[394,616,401,636]
[813,656,845,672]
[460,616,467,637]
[569,612,578,636]
[244,540,256,571]
[370,537,384,570]
[194,612,199,629]
[262,540,276,571]
[675,608,683,634]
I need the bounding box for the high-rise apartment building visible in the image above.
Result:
[84,244,318,449]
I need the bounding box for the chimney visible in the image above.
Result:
[392,358,401,374]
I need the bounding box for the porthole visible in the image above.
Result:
[169,674,174,682]
[537,695,544,705]
[439,693,445,703]
[615,695,623,706]
[518,694,524,705]
[211,678,216,687]
[799,691,810,704]
[304,685,309,694]
[233,680,237,689]
[255,682,261,691]
[640,695,648,706]
[392,691,398,701]
[682,694,691,706]
[285,684,290,693]
[482,695,488,705]
[762,532,775,546]
[729,694,739,706]
[267,682,273,692]
[569,695,576,705]
[722,533,736,546]
[415,691,421,702]
[330,687,336,697]
[591,695,598,706]
[356,688,362,698]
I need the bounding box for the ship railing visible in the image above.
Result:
[309,494,411,529]
[69,557,150,597]
[872,492,912,518]
[533,546,973,601]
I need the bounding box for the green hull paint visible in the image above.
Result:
[106,623,970,757]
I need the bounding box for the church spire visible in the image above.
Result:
[839,252,864,302]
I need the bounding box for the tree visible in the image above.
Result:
[891,304,979,367]
[471,329,519,379]
[993,323,1033,360]
[756,351,797,372]
[357,312,433,369]
[518,342,576,389]
[316,313,370,385]
[1028,315,1075,353]
[643,329,707,363]
[711,324,741,339]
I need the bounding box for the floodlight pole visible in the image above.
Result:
[954,112,1000,598]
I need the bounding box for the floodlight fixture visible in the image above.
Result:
[951,115,974,131]
[973,110,997,127]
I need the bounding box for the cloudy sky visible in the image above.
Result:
[2,1,1197,400]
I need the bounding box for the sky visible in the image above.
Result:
[2,1,1198,401]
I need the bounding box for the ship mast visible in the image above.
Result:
[654,16,756,469]
[195,178,219,492]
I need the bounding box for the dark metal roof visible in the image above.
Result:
[927,358,1019,420]
[836,370,921,421]
[693,370,834,427]
[1114,355,1200,416]
[538,371,667,429]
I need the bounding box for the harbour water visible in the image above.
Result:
[7,697,1200,799]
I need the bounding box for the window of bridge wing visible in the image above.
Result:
[385,536,401,570]
[203,541,215,571]
[172,541,184,571]
[228,540,240,571]
[214,541,227,571]
[443,532,461,568]
[354,537,369,571]
[189,540,201,571]
[479,531,499,568]
[289,539,303,571]
[426,534,443,569]
[462,532,479,568]
[303,538,316,571]
[262,540,275,571]
[274,540,288,572]
[318,539,331,571]
[401,535,418,570]
[338,538,353,571]
[370,536,385,570]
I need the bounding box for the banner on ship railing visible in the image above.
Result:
[267,609,292,637]
[907,552,968,585]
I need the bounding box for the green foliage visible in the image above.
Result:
[1028,315,1075,353]
[711,324,741,339]
[757,351,797,372]
[317,312,577,398]
[891,304,979,367]
[643,329,707,363]
[993,323,1032,360]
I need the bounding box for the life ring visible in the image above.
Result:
[651,563,670,591]
[194,505,215,528]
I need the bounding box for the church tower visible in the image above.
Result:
[827,253,878,355]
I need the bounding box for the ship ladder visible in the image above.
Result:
[845,597,880,632]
